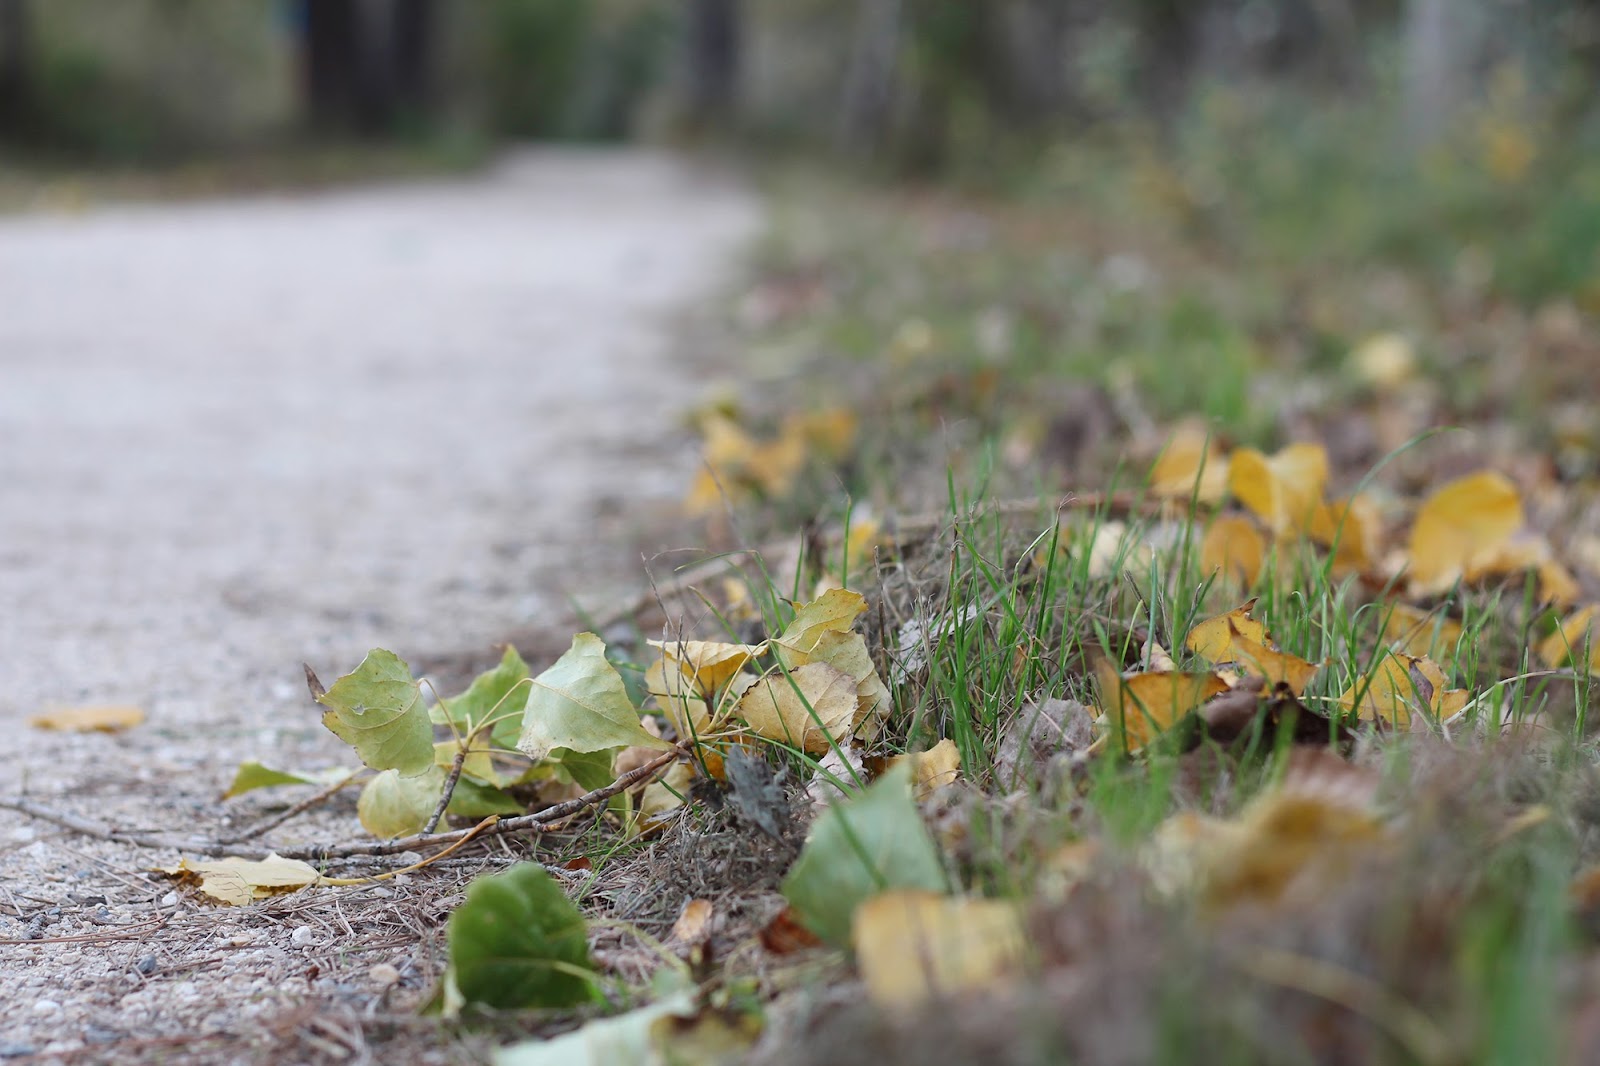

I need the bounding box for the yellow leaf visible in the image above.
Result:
[1186,600,1267,662]
[634,760,695,832]
[747,423,809,497]
[1540,607,1600,673]
[645,658,715,740]
[28,705,145,733]
[157,854,325,906]
[851,890,1028,1012]
[1227,630,1321,696]
[647,640,767,698]
[1378,604,1464,661]
[1339,652,1465,727]
[1149,421,1229,504]
[792,407,858,460]
[738,663,860,754]
[1227,443,1328,536]
[1350,332,1416,388]
[1406,471,1524,594]
[1200,514,1266,585]
[1308,494,1381,572]
[775,588,869,660]
[888,738,962,801]
[1094,657,1228,753]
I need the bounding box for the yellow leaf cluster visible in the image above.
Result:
[851,890,1028,1012]
[1185,602,1321,695]
[1092,655,1228,753]
[684,408,857,516]
[1339,652,1468,728]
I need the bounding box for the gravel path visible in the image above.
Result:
[0,150,757,1061]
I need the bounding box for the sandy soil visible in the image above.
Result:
[0,149,758,1062]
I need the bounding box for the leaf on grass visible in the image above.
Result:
[671,899,715,944]
[1339,652,1467,727]
[222,761,354,800]
[1149,420,1229,504]
[776,628,893,734]
[431,645,529,749]
[1406,470,1524,595]
[1093,656,1228,754]
[517,633,671,762]
[1540,607,1600,672]
[358,766,445,838]
[1186,601,1267,662]
[774,587,869,661]
[738,662,859,754]
[28,705,144,733]
[1465,533,1581,606]
[1227,443,1328,537]
[446,863,597,1012]
[887,738,962,801]
[1200,514,1267,585]
[852,890,1028,1012]
[317,649,435,777]
[647,640,767,699]
[781,762,948,946]
[1308,494,1381,572]
[645,657,716,741]
[157,854,325,906]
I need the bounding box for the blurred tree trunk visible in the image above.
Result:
[303,0,435,135]
[1136,0,1204,122]
[838,0,903,153]
[1402,0,1456,142]
[998,0,1077,121]
[685,0,740,131]
[0,0,29,139]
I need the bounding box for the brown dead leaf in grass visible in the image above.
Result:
[852,890,1028,1012]
[28,705,144,732]
[1379,604,1465,661]
[648,640,766,698]
[739,662,859,754]
[1186,600,1267,662]
[1092,654,1228,753]
[1308,494,1381,572]
[672,899,715,944]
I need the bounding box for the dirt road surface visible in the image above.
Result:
[0,150,757,1061]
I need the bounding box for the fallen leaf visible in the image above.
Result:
[1378,603,1464,661]
[517,633,672,762]
[1228,443,1328,536]
[782,762,948,946]
[1540,607,1600,672]
[647,640,766,699]
[446,863,597,1011]
[1186,600,1267,662]
[157,854,325,906]
[28,705,144,733]
[852,890,1028,1012]
[1308,494,1381,572]
[1200,514,1267,585]
[774,588,869,660]
[738,662,859,754]
[1350,332,1416,388]
[775,628,892,734]
[1339,652,1467,727]
[671,899,715,943]
[430,645,530,749]
[1093,656,1228,753]
[222,761,354,800]
[1406,470,1524,594]
[495,990,701,1066]
[1149,420,1229,504]
[760,905,824,954]
[358,766,446,838]
[887,738,962,800]
[317,649,435,777]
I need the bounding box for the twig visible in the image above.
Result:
[216,771,362,844]
[422,743,470,836]
[0,798,199,851]
[0,914,168,947]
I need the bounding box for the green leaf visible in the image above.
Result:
[358,767,444,837]
[780,762,948,946]
[516,633,670,762]
[447,777,524,818]
[550,747,617,792]
[222,761,353,799]
[495,991,696,1066]
[318,649,435,777]
[432,645,530,749]
[447,863,597,1010]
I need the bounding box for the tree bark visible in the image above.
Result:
[0,0,30,138]
[685,0,740,130]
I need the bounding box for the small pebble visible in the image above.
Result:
[368,963,400,986]
[0,1044,37,1059]
[290,925,316,947]
[160,892,180,908]
[135,955,159,976]
[33,999,60,1015]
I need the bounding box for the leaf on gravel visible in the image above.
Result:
[738,662,859,754]
[781,761,948,946]
[447,863,597,1011]
[852,890,1028,1012]
[1406,470,1524,595]
[28,705,144,733]
[517,633,671,762]
[1200,514,1266,585]
[1093,656,1228,753]
[1339,652,1467,727]
[887,738,962,801]
[1540,607,1600,672]
[222,761,354,799]
[495,991,703,1066]
[1227,443,1327,537]
[774,587,868,660]
[317,649,435,777]
[157,854,325,906]
[358,766,445,837]
[647,639,766,698]
[431,645,530,749]
[1149,420,1229,503]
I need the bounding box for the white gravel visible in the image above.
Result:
[0,149,757,1061]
